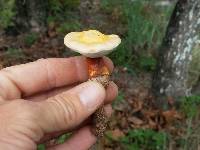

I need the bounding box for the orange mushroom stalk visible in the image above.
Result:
[87,57,110,137]
[87,57,110,86]
[64,30,121,137]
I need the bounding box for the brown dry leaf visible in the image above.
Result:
[114,102,127,111]
[48,30,57,38]
[148,118,157,129]
[162,110,182,124]
[128,116,144,125]
[120,117,128,129]
[138,88,149,101]
[111,128,125,140]
[131,99,143,113]
[143,110,159,118]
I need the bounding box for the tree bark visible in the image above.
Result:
[153,0,200,106]
[15,0,48,33]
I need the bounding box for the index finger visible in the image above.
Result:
[0,56,113,100]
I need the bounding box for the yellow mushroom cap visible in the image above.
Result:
[64,30,121,58]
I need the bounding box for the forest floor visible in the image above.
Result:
[1,0,200,149]
[0,31,199,150]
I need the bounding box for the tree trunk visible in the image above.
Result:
[15,0,48,33]
[153,0,200,106]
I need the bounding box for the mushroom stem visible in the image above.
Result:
[86,57,110,137]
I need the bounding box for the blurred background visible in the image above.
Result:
[0,0,200,149]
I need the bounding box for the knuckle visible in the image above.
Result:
[0,70,21,99]
[52,94,79,125]
[39,59,57,88]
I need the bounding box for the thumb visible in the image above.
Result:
[38,81,106,133]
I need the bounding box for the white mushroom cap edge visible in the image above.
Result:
[64,30,121,58]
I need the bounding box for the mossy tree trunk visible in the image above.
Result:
[153,0,200,106]
[15,0,48,33]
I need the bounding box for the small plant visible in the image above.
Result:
[56,133,72,144]
[120,129,168,150]
[24,33,39,47]
[103,0,174,67]
[47,0,81,36]
[139,56,157,71]
[179,96,200,150]
[180,95,200,118]
[5,48,24,58]
[56,22,81,34]
[37,144,45,150]
[0,0,15,28]
[109,40,134,66]
[37,133,71,150]
[48,0,80,14]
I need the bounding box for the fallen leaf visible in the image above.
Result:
[111,129,125,140]
[162,110,182,123]
[148,118,157,129]
[128,116,143,125]
[131,99,143,113]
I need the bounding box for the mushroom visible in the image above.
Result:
[64,30,121,137]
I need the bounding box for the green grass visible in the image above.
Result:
[48,0,80,14]
[37,144,45,150]
[56,133,72,144]
[120,129,168,150]
[180,95,200,118]
[106,129,168,150]
[0,0,15,29]
[56,22,81,35]
[47,0,82,35]
[179,95,200,149]
[37,133,72,150]
[139,55,157,71]
[5,48,24,58]
[24,33,39,47]
[104,0,173,67]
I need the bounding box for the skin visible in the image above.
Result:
[0,56,118,150]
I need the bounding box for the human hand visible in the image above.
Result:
[0,56,118,150]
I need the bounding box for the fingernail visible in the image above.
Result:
[79,81,105,111]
